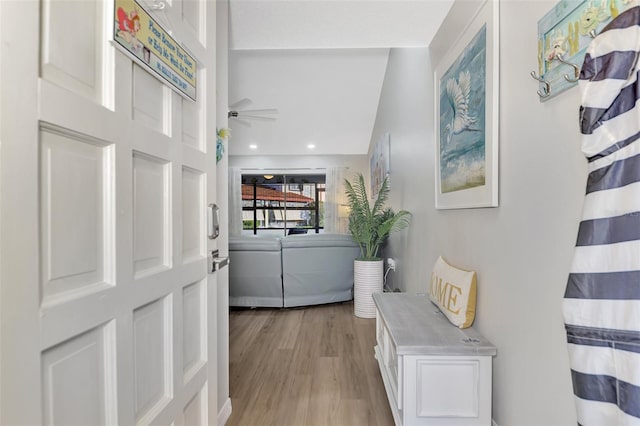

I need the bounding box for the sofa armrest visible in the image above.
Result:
[229,235,283,307]
[229,235,281,251]
[281,233,357,249]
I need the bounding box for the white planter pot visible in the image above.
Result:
[354,259,383,318]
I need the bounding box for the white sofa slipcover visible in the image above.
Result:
[228,233,359,308]
[229,235,283,308]
[281,233,359,307]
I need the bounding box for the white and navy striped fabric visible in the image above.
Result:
[563,7,640,426]
[563,7,640,425]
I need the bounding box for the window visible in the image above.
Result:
[241,174,325,236]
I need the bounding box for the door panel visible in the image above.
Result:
[183,385,207,425]
[182,167,205,263]
[181,0,204,44]
[133,295,173,423]
[40,0,105,102]
[183,280,206,381]
[40,125,114,306]
[0,0,217,425]
[132,151,172,278]
[42,321,118,426]
[182,97,204,151]
[133,65,170,134]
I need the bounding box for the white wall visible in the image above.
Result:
[372,1,586,424]
[229,154,369,179]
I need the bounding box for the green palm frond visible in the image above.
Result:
[344,173,411,260]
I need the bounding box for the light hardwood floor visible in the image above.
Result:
[227,301,394,426]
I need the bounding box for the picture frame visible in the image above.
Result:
[370,132,390,199]
[434,0,499,209]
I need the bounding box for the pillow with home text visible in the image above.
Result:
[429,256,477,329]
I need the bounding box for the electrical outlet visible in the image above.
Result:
[387,258,396,271]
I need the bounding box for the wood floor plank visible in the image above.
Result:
[275,309,304,350]
[227,302,394,426]
[306,356,342,424]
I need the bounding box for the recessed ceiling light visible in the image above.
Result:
[249,144,258,150]
[307,144,315,149]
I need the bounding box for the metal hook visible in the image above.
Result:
[150,0,165,10]
[555,54,580,83]
[588,29,597,38]
[530,71,551,98]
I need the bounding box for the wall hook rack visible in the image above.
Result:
[533,0,636,102]
[555,54,580,83]
[530,71,551,99]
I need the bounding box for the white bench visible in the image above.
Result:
[373,293,497,426]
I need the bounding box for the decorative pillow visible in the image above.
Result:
[429,256,477,328]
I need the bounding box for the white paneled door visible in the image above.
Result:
[0,1,218,425]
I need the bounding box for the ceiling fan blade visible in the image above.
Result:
[235,114,277,121]
[230,117,252,127]
[229,98,252,110]
[238,108,278,115]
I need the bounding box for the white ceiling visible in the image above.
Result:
[227,0,454,156]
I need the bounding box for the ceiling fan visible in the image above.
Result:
[228,98,278,127]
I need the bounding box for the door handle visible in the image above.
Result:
[210,250,229,273]
[208,203,219,239]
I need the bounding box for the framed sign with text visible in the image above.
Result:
[113,0,197,100]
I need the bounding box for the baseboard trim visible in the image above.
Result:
[217,398,232,425]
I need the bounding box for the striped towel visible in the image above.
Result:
[564,6,640,425]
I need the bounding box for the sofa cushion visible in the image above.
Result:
[281,233,359,307]
[229,235,281,251]
[428,256,477,329]
[280,233,357,249]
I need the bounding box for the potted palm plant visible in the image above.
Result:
[344,173,411,318]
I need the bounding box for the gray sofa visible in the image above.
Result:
[229,233,360,308]
[228,235,283,308]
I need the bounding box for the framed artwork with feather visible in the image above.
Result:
[434,0,499,209]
